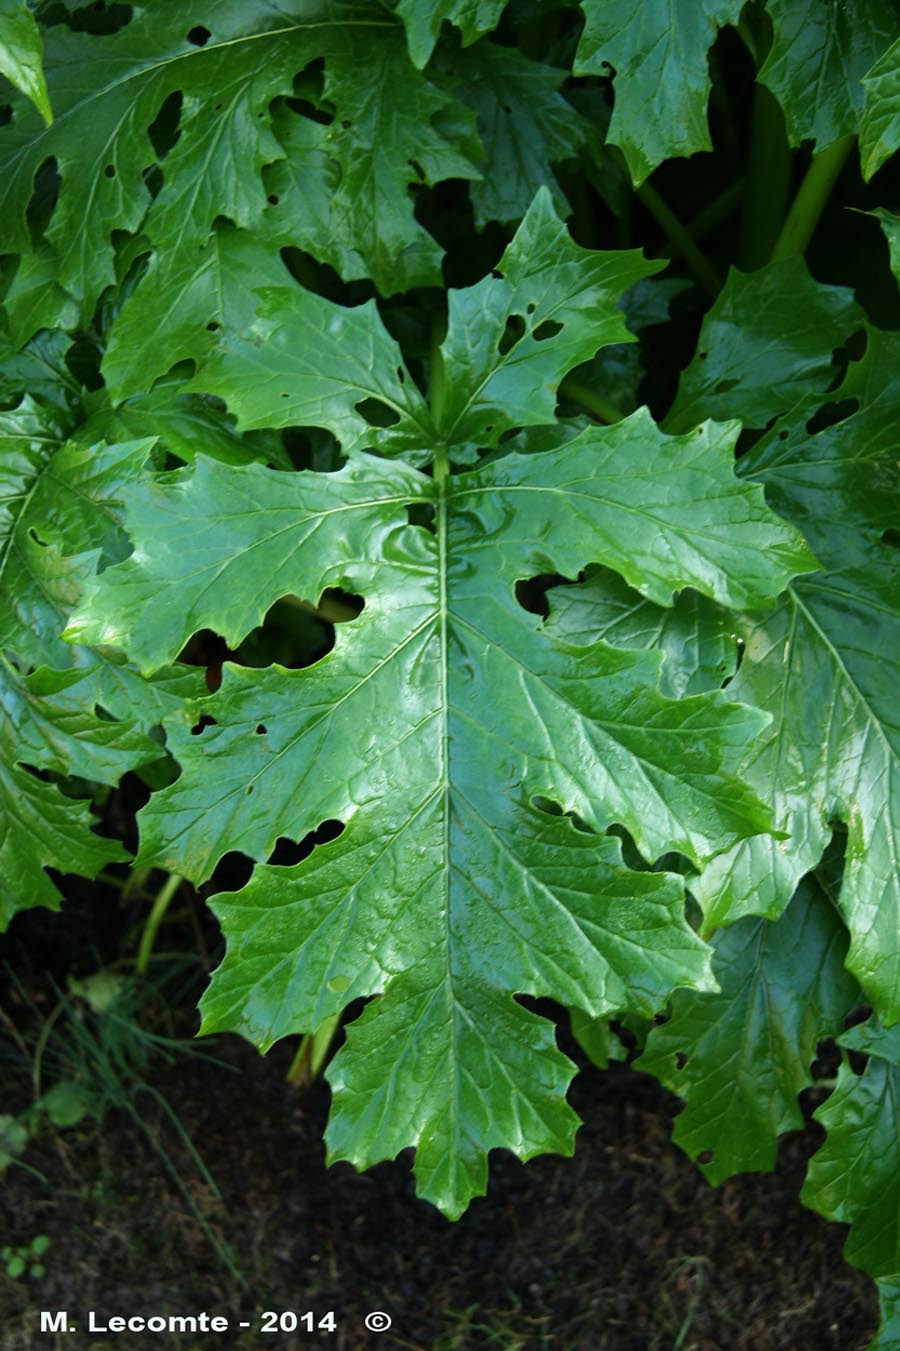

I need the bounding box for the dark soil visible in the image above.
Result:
[0,973,879,1351]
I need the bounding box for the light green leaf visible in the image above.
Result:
[760,0,897,150]
[667,258,864,432]
[0,0,51,124]
[860,37,900,180]
[803,1018,900,1279]
[65,400,811,1214]
[870,1278,900,1350]
[574,0,744,185]
[638,878,858,1184]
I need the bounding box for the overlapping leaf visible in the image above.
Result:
[184,190,664,463]
[804,1018,900,1279]
[860,37,900,179]
[1,0,479,342]
[637,878,859,1184]
[0,0,51,123]
[691,331,900,1025]
[575,0,744,184]
[759,0,897,151]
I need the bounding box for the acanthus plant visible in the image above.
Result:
[0,0,898,1337]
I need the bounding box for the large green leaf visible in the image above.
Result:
[574,0,744,184]
[666,258,864,433]
[637,878,858,1184]
[759,0,897,150]
[692,333,900,1021]
[0,0,51,124]
[67,381,814,1215]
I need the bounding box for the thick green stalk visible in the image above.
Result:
[739,85,792,269]
[285,1014,341,1087]
[657,178,745,260]
[136,873,183,975]
[636,181,722,299]
[559,378,626,425]
[771,136,854,262]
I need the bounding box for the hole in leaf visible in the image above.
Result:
[697,1150,714,1165]
[92,703,116,724]
[675,1052,688,1070]
[317,587,364,622]
[148,90,183,159]
[26,156,61,237]
[246,785,255,795]
[498,313,526,356]
[355,397,400,428]
[104,163,116,178]
[698,351,708,360]
[234,596,335,670]
[267,193,280,206]
[280,426,344,472]
[186,24,211,45]
[805,398,859,435]
[204,850,255,894]
[533,319,562,342]
[68,2,133,35]
[409,158,426,182]
[266,818,345,867]
[27,526,49,548]
[0,105,11,128]
[516,572,575,620]
[847,1049,869,1077]
[713,378,738,395]
[255,724,268,736]
[882,528,900,550]
[525,302,536,315]
[406,502,436,533]
[206,321,220,332]
[190,715,218,736]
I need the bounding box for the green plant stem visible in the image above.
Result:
[136,873,183,976]
[559,378,626,424]
[771,135,854,262]
[285,1014,341,1087]
[739,85,791,269]
[636,181,722,299]
[657,178,745,259]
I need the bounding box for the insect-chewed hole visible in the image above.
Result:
[280,425,344,472]
[531,796,595,835]
[255,723,268,736]
[697,1150,714,1165]
[203,850,255,895]
[406,502,436,533]
[317,587,364,623]
[68,2,133,35]
[882,528,900,550]
[104,163,116,178]
[515,572,576,620]
[148,90,183,158]
[266,818,345,867]
[498,313,526,356]
[234,596,336,670]
[805,398,859,435]
[713,377,738,395]
[355,397,401,428]
[93,703,116,724]
[190,714,218,736]
[186,24,211,44]
[675,1052,689,1070]
[533,319,562,342]
[27,526,50,548]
